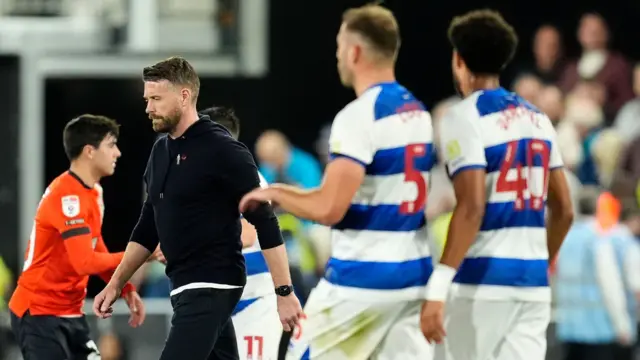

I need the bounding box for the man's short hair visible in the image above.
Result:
[342,4,401,61]
[143,56,201,102]
[448,9,518,75]
[63,114,120,161]
[200,106,240,139]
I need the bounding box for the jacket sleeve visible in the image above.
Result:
[129,144,160,252]
[218,138,284,250]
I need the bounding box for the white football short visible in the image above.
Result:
[233,294,282,360]
[435,297,550,360]
[286,280,433,360]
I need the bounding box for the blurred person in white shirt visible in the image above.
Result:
[426,95,460,221]
[557,96,605,185]
[555,194,640,360]
[613,63,640,144]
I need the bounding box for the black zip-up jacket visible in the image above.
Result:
[130,116,283,289]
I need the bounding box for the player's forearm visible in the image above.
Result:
[261,244,293,287]
[64,237,124,275]
[269,185,334,224]
[425,203,483,301]
[545,207,573,261]
[439,204,483,269]
[109,242,152,289]
[75,253,124,276]
[98,271,136,297]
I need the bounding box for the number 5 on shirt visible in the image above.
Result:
[496,140,550,211]
[401,144,428,215]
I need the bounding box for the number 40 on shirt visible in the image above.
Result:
[496,139,550,211]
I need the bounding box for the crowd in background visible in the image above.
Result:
[2,10,640,360]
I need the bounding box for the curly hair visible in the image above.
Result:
[448,9,518,75]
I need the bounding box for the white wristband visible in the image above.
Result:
[425,264,457,301]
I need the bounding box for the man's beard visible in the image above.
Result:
[151,109,181,133]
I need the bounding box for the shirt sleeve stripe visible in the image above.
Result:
[61,226,91,240]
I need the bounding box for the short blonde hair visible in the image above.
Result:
[342,4,401,60]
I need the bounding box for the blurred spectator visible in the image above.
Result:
[561,96,605,185]
[555,192,640,360]
[591,129,624,188]
[426,96,460,220]
[431,96,462,130]
[568,79,607,110]
[558,13,634,121]
[611,135,640,201]
[255,130,323,304]
[613,63,640,145]
[555,120,583,171]
[512,73,543,103]
[517,25,565,84]
[426,96,460,267]
[255,130,322,189]
[535,85,565,124]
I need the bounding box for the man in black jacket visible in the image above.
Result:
[93,57,302,360]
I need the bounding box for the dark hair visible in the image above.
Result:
[342,4,401,60]
[448,9,518,75]
[142,56,201,102]
[63,114,120,161]
[200,106,240,139]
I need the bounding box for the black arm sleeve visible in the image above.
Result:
[244,202,283,249]
[130,198,159,252]
[129,153,160,252]
[221,138,284,249]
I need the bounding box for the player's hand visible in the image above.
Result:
[123,291,146,328]
[150,245,166,264]
[277,293,304,332]
[93,283,121,319]
[420,300,446,344]
[239,188,274,213]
